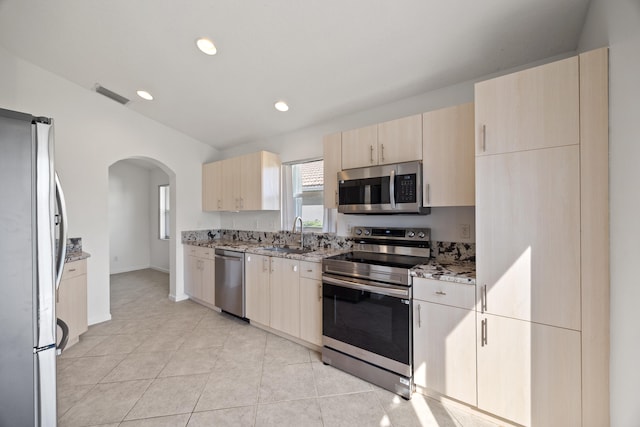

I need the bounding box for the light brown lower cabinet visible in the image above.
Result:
[183,246,215,306]
[476,313,581,426]
[269,257,300,337]
[245,253,270,325]
[413,277,476,405]
[245,254,322,347]
[299,261,322,346]
[56,259,88,348]
[413,300,476,406]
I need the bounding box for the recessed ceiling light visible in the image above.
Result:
[196,38,217,55]
[136,90,154,101]
[274,101,289,112]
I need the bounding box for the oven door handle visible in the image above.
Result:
[322,275,410,298]
[389,169,396,209]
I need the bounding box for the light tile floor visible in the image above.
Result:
[57,269,501,427]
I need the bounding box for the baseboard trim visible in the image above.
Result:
[169,293,189,302]
[415,386,521,427]
[249,321,321,353]
[110,264,151,275]
[149,266,170,274]
[88,313,112,326]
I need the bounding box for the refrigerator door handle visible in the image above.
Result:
[55,172,67,293]
[34,346,57,424]
[34,121,57,349]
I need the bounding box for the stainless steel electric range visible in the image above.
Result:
[321,226,430,399]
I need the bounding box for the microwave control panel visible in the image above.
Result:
[396,174,416,203]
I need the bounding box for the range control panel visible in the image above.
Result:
[350,226,430,241]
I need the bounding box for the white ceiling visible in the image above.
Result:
[0,0,590,150]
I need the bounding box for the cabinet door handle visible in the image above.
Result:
[417,303,422,328]
[480,124,486,152]
[380,143,385,162]
[481,284,488,313]
[307,269,313,273]
[318,284,322,301]
[68,268,76,272]
[334,190,338,207]
[370,145,374,163]
[217,199,222,209]
[435,290,446,296]
[262,257,268,272]
[270,258,275,273]
[240,197,244,209]
[481,318,488,346]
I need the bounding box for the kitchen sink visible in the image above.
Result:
[262,246,312,254]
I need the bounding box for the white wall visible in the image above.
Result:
[217,53,573,243]
[149,168,170,272]
[109,161,151,273]
[0,45,220,325]
[577,1,640,425]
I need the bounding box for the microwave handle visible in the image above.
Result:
[389,169,396,209]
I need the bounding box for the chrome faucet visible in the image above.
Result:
[292,216,304,249]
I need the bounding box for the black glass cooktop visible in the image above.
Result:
[325,251,429,269]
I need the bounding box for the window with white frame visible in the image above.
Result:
[282,159,325,230]
[159,184,170,240]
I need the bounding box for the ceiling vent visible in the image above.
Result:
[94,84,130,105]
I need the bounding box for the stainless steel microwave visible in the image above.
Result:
[337,161,430,214]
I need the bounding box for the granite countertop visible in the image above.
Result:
[184,239,348,262]
[184,239,475,284]
[411,260,476,285]
[65,251,91,263]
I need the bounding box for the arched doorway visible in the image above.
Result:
[108,157,177,303]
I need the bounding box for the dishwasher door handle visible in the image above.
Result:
[215,254,243,262]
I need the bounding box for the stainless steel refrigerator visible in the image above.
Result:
[0,108,68,426]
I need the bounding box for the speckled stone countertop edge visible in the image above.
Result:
[184,239,349,262]
[65,251,91,263]
[183,240,476,285]
[411,261,476,286]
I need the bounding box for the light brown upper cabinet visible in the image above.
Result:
[475,56,579,156]
[240,151,280,211]
[377,114,423,164]
[322,132,341,209]
[341,124,378,169]
[221,156,241,210]
[341,114,422,169]
[202,151,280,212]
[202,161,222,211]
[422,103,475,207]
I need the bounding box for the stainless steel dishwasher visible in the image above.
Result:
[214,249,245,318]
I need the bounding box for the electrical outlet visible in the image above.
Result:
[460,224,471,240]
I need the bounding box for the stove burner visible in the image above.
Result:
[326,251,429,269]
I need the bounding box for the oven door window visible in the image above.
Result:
[339,176,391,206]
[322,282,410,365]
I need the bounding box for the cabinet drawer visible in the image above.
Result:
[195,246,214,259]
[62,259,86,279]
[413,277,475,309]
[300,261,321,280]
[185,245,198,256]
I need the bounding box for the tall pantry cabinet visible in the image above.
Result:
[474,48,609,427]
